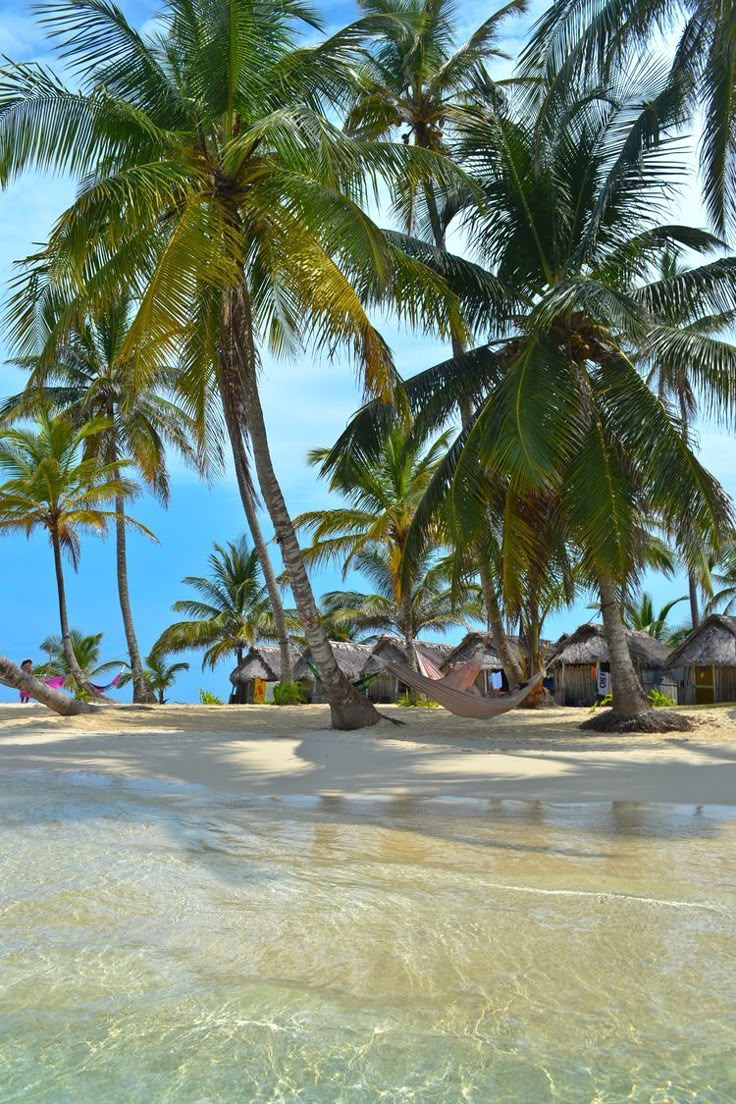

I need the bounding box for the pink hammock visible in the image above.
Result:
[416,652,482,692]
[39,671,122,693]
[387,661,544,720]
[90,672,122,693]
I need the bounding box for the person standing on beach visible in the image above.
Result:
[19,659,33,703]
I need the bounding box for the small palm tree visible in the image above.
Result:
[1,298,200,703]
[119,653,190,704]
[623,592,689,646]
[152,537,289,669]
[37,630,121,693]
[0,414,149,697]
[321,547,484,654]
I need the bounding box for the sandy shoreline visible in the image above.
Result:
[1,701,736,806]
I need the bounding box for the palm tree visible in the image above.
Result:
[0,414,149,698]
[640,253,736,628]
[520,0,736,235]
[333,70,736,730]
[623,592,688,645]
[152,537,289,671]
[295,423,458,669]
[705,540,736,615]
[0,0,460,729]
[119,653,190,704]
[37,629,121,694]
[1,297,199,703]
[346,0,525,241]
[321,547,483,651]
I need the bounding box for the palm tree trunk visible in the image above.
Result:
[481,567,525,687]
[115,495,155,703]
[50,529,106,700]
[220,383,294,683]
[0,654,95,715]
[221,285,380,729]
[597,574,650,718]
[678,386,700,629]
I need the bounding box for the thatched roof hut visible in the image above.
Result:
[547,624,670,706]
[359,635,453,702]
[229,644,302,703]
[667,615,736,704]
[294,641,373,703]
[439,631,522,694]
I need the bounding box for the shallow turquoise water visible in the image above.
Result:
[1,772,735,1102]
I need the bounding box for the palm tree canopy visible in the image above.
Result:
[119,652,190,702]
[37,629,120,681]
[327,70,736,592]
[622,590,688,644]
[0,0,468,402]
[295,422,453,597]
[0,412,150,566]
[520,0,736,234]
[321,546,484,640]
[152,536,296,669]
[1,296,208,500]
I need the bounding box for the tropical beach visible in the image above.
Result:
[3,0,736,1095]
[3,702,736,805]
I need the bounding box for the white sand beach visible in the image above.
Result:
[2,701,736,805]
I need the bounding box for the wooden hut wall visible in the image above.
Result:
[677,664,736,704]
[716,666,736,702]
[554,664,597,706]
[365,673,399,703]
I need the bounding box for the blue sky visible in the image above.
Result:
[0,0,732,702]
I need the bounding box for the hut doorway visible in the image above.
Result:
[694,665,715,705]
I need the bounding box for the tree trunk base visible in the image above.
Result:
[580,709,692,734]
[329,693,383,730]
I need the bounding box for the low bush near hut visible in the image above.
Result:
[199,689,223,705]
[273,681,306,706]
[396,694,441,708]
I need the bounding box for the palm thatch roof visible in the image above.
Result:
[667,615,736,667]
[547,624,669,670]
[230,644,302,685]
[361,635,453,676]
[441,631,519,671]
[294,641,372,682]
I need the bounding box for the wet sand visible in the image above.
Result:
[1,701,736,804]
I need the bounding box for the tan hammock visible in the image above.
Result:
[386,662,544,720]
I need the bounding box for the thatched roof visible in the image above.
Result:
[294,640,372,682]
[667,615,736,667]
[547,623,669,670]
[230,644,302,685]
[361,635,453,676]
[441,631,520,671]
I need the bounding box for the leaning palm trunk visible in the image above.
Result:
[50,530,109,701]
[220,381,294,683]
[115,495,156,703]
[481,569,525,688]
[0,654,95,715]
[221,286,380,729]
[582,575,689,732]
[677,389,701,630]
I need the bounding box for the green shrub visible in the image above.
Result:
[272,681,306,705]
[199,689,223,705]
[648,688,675,708]
[396,694,441,708]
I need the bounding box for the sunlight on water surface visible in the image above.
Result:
[1,771,735,1102]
